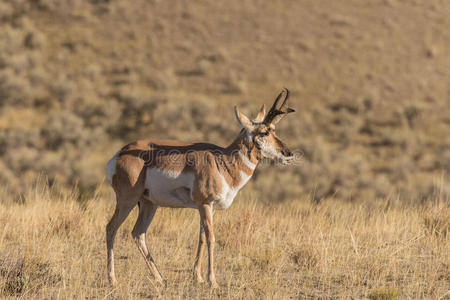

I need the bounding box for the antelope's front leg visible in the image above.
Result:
[193,219,206,283]
[199,203,218,288]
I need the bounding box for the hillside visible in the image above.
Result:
[0,0,449,202]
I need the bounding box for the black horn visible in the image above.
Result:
[263,88,295,126]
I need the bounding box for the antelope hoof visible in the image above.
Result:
[193,269,205,283]
[155,278,167,288]
[195,275,205,284]
[109,277,118,287]
[209,280,219,289]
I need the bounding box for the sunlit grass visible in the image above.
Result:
[0,180,448,299]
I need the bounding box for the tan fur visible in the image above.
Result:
[112,134,260,202]
[106,98,294,288]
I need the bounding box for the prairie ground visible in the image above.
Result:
[0,180,448,299]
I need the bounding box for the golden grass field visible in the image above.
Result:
[0,178,448,299]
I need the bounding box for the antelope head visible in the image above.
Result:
[234,88,296,164]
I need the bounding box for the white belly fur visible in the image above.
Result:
[145,168,198,208]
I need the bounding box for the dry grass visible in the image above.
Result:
[0,179,448,299]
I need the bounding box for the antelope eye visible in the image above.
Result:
[259,131,269,137]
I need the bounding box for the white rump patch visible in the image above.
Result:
[106,151,119,185]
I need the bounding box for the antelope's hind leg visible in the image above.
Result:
[106,196,137,286]
[132,199,165,284]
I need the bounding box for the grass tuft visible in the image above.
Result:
[368,287,399,300]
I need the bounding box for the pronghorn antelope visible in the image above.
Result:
[106,88,295,288]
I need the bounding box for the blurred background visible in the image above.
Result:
[0,0,449,203]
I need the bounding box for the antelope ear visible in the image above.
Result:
[253,104,266,123]
[234,106,255,132]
